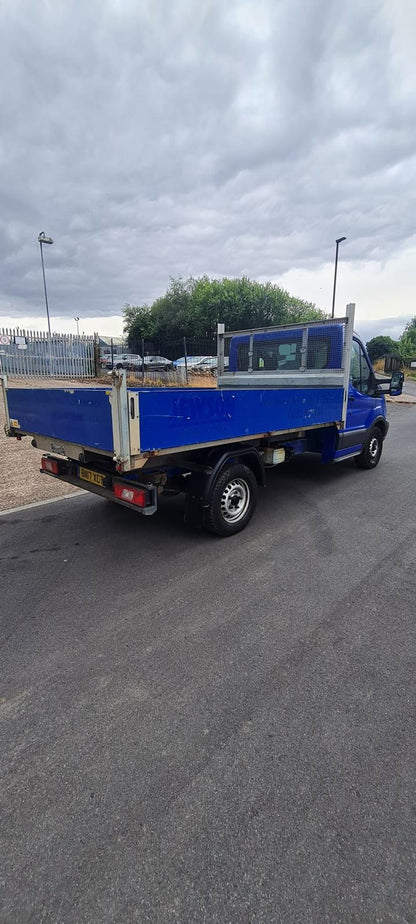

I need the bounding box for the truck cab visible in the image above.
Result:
[337,335,403,462]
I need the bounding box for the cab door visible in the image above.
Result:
[346,338,381,435]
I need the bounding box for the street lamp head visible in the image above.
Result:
[336,236,347,244]
[38,231,53,245]
[74,316,80,322]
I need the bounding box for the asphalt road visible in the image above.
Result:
[403,378,416,397]
[1,403,416,924]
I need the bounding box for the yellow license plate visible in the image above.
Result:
[79,466,106,487]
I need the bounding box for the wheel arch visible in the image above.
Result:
[372,416,388,439]
[203,446,265,503]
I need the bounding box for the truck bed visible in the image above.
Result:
[5,384,344,463]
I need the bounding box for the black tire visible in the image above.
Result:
[204,463,258,536]
[354,426,383,469]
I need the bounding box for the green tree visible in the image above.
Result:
[399,317,416,360]
[366,335,401,362]
[123,303,153,343]
[403,316,416,335]
[124,276,325,350]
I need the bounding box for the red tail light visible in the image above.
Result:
[41,457,61,475]
[113,482,147,508]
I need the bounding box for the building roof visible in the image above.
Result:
[98,336,125,347]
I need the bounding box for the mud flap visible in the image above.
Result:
[184,495,206,529]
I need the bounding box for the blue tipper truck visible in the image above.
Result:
[2,305,404,536]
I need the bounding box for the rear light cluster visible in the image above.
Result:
[41,457,61,475]
[113,482,147,508]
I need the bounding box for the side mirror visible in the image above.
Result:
[390,371,404,396]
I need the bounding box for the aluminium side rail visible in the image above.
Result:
[340,303,354,426]
[109,368,130,468]
[1,374,11,434]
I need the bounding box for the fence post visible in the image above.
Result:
[217,323,225,376]
[93,333,100,377]
[183,336,188,384]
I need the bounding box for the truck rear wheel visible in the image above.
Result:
[354,426,383,469]
[204,463,258,536]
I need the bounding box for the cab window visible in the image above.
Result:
[350,340,373,394]
[238,338,302,371]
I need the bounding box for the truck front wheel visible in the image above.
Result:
[205,463,258,536]
[354,426,383,469]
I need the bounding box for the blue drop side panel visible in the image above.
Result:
[7,388,114,451]
[137,387,344,452]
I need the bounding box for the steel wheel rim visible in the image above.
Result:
[220,478,250,523]
[369,436,379,459]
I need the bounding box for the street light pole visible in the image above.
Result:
[38,232,53,336]
[74,316,80,336]
[331,236,346,318]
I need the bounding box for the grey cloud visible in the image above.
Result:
[0,0,415,319]
[356,315,411,344]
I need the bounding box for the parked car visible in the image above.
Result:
[101,351,121,362]
[106,353,143,371]
[143,355,173,371]
[193,356,229,372]
[172,355,229,373]
[173,356,208,369]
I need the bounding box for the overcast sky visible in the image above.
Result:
[0,0,415,342]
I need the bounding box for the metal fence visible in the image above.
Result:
[0,328,97,378]
[100,336,224,385]
[0,328,222,384]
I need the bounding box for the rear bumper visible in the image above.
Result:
[41,458,158,516]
